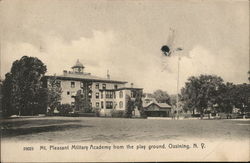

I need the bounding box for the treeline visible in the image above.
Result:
[181,75,250,117]
[1,56,249,118]
[144,76,249,117]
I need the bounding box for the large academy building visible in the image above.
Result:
[43,60,143,116]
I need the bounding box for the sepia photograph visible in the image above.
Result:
[0,0,249,162]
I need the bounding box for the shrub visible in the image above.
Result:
[183,113,192,118]
[192,114,201,117]
[93,107,100,117]
[57,104,73,116]
[111,110,125,118]
[140,114,147,118]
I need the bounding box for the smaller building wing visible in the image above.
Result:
[143,100,171,110]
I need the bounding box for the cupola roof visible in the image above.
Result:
[71,59,84,69]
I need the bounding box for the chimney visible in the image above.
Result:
[107,70,110,79]
[63,70,67,76]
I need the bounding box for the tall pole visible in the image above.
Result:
[176,52,180,119]
[160,28,183,119]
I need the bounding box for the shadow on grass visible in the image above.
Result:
[1,119,82,128]
[2,124,92,138]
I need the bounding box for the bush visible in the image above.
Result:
[139,108,147,118]
[192,114,201,117]
[111,110,125,118]
[57,104,73,116]
[93,107,100,117]
[183,113,192,118]
[140,114,147,118]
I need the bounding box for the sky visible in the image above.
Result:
[0,0,249,94]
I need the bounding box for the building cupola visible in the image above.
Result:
[71,59,84,73]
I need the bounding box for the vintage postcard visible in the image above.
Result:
[0,0,249,162]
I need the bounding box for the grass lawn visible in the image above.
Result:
[1,116,250,143]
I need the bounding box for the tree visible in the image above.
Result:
[231,83,250,113]
[57,104,73,116]
[152,89,170,104]
[74,90,84,112]
[74,89,92,113]
[181,75,224,118]
[2,73,18,117]
[2,56,47,116]
[142,93,153,98]
[169,94,182,106]
[248,70,250,82]
[125,95,134,118]
[44,76,62,114]
[216,82,235,114]
[36,87,49,114]
[125,90,143,118]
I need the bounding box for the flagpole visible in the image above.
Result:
[160,28,183,120]
[176,51,180,119]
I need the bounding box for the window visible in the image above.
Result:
[71,91,76,98]
[71,82,75,88]
[55,80,61,87]
[67,91,70,95]
[96,92,99,99]
[88,83,92,90]
[102,84,106,90]
[105,91,113,98]
[101,92,103,99]
[80,82,84,88]
[114,85,118,89]
[71,102,75,106]
[131,91,136,98]
[88,92,92,98]
[106,101,113,109]
[96,102,99,108]
[101,101,104,109]
[119,91,123,98]
[119,101,123,108]
[95,83,99,89]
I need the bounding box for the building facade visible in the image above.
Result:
[142,95,172,117]
[43,60,143,116]
[99,87,143,116]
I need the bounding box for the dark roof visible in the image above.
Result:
[44,73,127,84]
[143,101,171,109]
[99,87,143,91]
[71,59,84,69]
